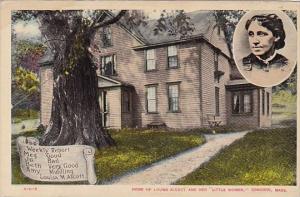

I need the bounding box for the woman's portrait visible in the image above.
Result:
[233,11,297,87]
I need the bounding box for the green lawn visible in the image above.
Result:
[176,127,296,185]
[12,129,205,184]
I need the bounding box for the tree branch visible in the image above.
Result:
[93,10,127,29]
[89,11,107,29]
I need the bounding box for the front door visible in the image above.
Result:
[100,91,109,128]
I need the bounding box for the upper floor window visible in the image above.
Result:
[214,51,224,83]
[232,90,253,114]
[214,51,219,71]
[146,49,156,71]
[101,26,112,47]
[100,55,116,76]
[167,45,178,68]
[146,85,157,113]
[168,83,180,112]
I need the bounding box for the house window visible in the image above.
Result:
[262,89,265,115]
[215,87,220,116]
[232,91,253,114]
[146,85,157,113]
[267,92,270,116]
[146,49,156,71]
[100,55,116,76]
[101,26,112,47]
[122,91,131,113]
[168,83,180,112]
[213,51,224,83]
[167,45,178,68]
[214,51,219,71]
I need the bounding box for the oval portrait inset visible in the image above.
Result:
[233,10,297,87]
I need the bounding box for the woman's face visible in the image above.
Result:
[247,20,278,56]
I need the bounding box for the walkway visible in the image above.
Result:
[110,131,249,185]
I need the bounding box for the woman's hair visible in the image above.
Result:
[245,14,285,50]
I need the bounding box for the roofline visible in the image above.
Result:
[226,79,249,86]
[132,35,204,50]
[132,35,232,61]
[98,75,122,85]
[225,79,259,89]
[98,75,134,88]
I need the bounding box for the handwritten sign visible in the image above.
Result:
[16,136,97,184]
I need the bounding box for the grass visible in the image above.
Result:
[176,127,296,185]
[11,129,205,184]
[185,125,252,134]
[12,109,39,123]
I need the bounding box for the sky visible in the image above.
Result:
[13,20,41,40]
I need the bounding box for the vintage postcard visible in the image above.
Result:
[0,1,299,197]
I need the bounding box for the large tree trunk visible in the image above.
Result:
[38,12,116,148]
[40,52,115,148]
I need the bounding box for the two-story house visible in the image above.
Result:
[40,11,272,129]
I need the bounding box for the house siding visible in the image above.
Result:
[139,43,202,128]
[99,87,122,129]
[40,66,53,126]
[39,17,272,130]
[200,43,230,127]
[94,24,203,128]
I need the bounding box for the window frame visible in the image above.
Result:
[100,54,117,76]
[145,84,158,113]
[214,51,219,71]
[167,82,181,113]
[145,49,156,71]
[167,45,179,69]
[101,26,112,48]
[231,90,253,115]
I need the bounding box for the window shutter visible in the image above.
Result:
[113,54,117,74]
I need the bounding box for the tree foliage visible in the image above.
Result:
[212,10,245,49]
[15,66,39,93]
[15,40,46,72]
[154,10,195,38]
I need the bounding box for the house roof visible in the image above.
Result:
[226,79,249,86]
[39,49,54,66]
[115,10,231,58]
[225,79,257,90]
[133,11,217,45]
[98,75,134,89]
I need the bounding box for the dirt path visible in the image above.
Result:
[109,131,249,185]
